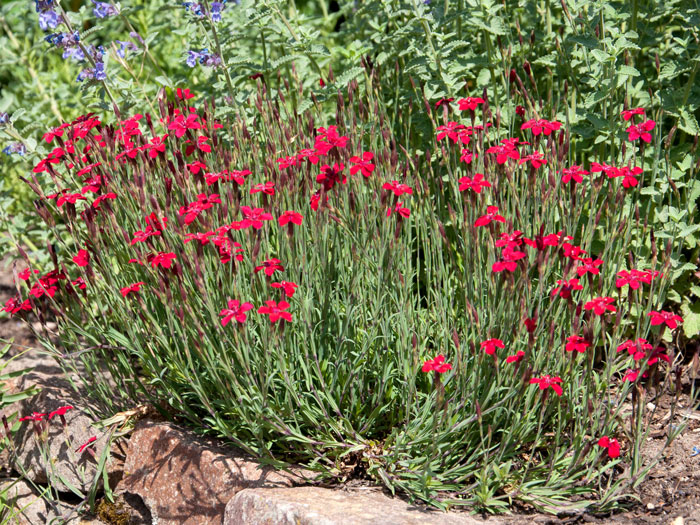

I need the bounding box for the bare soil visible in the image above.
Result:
[1,258,698,525]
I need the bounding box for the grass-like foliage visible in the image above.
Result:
[3,67,691,512]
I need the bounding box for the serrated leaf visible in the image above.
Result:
[591,49,611,63]
[679,108,700,136]
[680,302,700,340]
[618,65,639,77]
[334,66,365,88]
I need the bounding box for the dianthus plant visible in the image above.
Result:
[5,76,686,512]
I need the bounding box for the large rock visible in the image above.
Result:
[117,420,313,525]
[0,478,103,525]
[224,486,491,525]
[12,387,111,494]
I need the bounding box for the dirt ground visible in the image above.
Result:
[1,257,698,525]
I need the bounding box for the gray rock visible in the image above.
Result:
[12,388,110,495]
[224,486,492,525]
[0,478,103,524]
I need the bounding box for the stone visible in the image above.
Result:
[116,420,313,525]
[0,478,103,524]
[224,486,491,525]
[12,387,111,494]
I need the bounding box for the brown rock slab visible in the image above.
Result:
[117,420,313,525]
[224,486,493,525]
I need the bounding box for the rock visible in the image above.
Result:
[116,420,313,525]
[12,387,111,494]
[0,478,103,524]
[224,486,490,525]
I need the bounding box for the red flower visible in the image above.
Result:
[148,252,176,269]
[584,296,616,316]
[277,156,298,170]
[529,375,563,396]
[271,281,298,297]
[18,268,39,281]
[421,355,452,373]
[187,161,207,174]
[176,87,195,100]
[621,107,645,121]
[317,163,346,191]
[257,300,292,323]
[73,249,90,267]
[435,97,454,108]
[57,192,87,208]
[48,405,74,420]
[458,173,491,193]
[168,112,202,138]
[551,278,583,299]
[626,119,655,143]
[278,210,303,227]
[523,317,537,333]
[92,193,117,209]
[2,296,32,315]
[310,191,327,211]
[474,206,505,227]
[145,213,168,232]
[565,335,590,353]
[296,148,321,165]
[617,338,652,360]
[459,148,477,164]
[505,351,525,363]
[615,269,653,290]
[349,152,375,178]
[598,436,621,459]
[521,118,561,136]
[457,97,485,111]
[648,310,683,330]
[254,258,284,276]
[240,206,273,229]
[576,258,603,277]
[19,412,47,422]
[251,181,275,195]
[387,202,410,219]
[185,136,211,156]
[480,338,505,355]
[492,247,526,273]
[77,436,97,453]
[486,141,520,164]
[220,299,254,326]
[562,243,588,260]
[120,282,145,298]
[315,126,348,152]
[130,226,161,245]
[436,121,466,143]
[623,369,643,382]
[382,181,413,196]
[495,231,524,248]
[519,151,547,169]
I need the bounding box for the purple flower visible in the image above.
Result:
[3,143,27,156]
[210,2,225,22]
[0,112,8,126]
[77,61,106,82]
[186,49,203,67]
[34,0,55,12]
[38,10,61,31]
[115,40,138,58]
[92,0,119,18]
